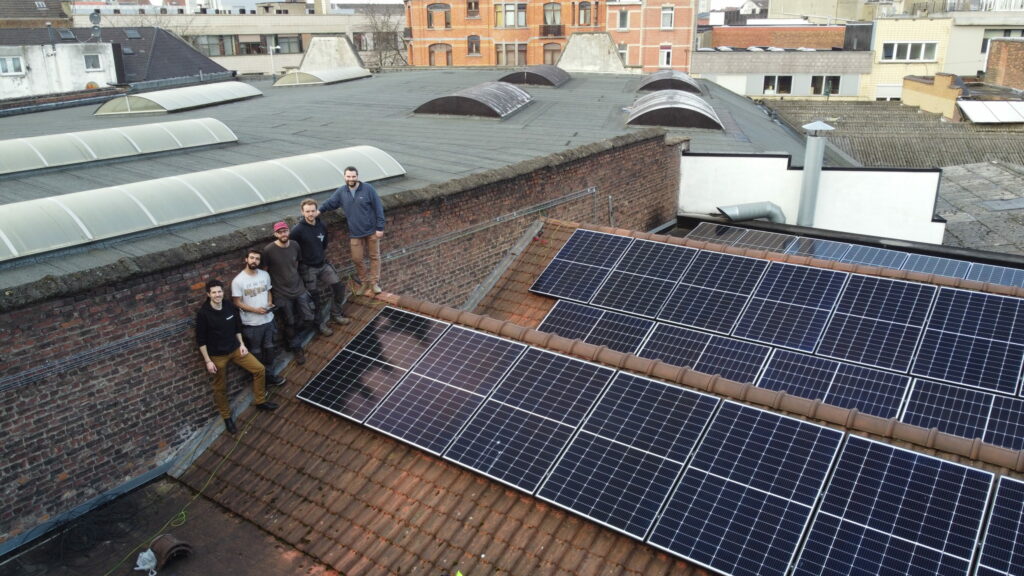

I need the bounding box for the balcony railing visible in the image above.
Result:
[540,24,564,37]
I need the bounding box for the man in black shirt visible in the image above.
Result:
[196,279,278,434]
[290,199,350,335]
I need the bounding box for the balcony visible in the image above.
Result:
[540,24,564,37]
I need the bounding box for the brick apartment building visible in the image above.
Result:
[403,0,695,72]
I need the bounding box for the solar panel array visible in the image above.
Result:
[528,228,1024,453]
[297,306,1020,576]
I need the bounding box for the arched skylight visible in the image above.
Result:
[94,82,262,115]
[273,67,371,87]
[626,90,723,129]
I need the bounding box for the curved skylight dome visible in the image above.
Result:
[0,145,404,262]
[626,90,723,129]
[273,67,372,87]
[94,82,262,115]
[0,118,237,176]
[498,65,571,88]
[637,70,701,95]
[414,82,532,118]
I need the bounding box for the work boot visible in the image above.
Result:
[318,323,334,337]
[255,401,278,411]
[293,348,306,365]
[224,418,237,434]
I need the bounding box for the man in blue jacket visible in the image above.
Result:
[318,166,386,296]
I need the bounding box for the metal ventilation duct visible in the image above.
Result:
[414,81,532,118]
[94,82,262,115]
[0,118,237,176]
[273,67,372,87]
[638,70,702,94]
[498,65,571,88]
[626,90,723,130]
[0,145,404,262]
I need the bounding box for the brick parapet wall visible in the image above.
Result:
[711,26,844,50]
[0,128,679,544]
[987,38,1024,91]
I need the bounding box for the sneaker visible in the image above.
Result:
[318,323,334,337]
[347,278,364,297]
[224,418,237,434]
[332,315,351,326]
[255,401,278,412]
[270,374,286,387]
[293,348,306,365]
[372,284,382,295]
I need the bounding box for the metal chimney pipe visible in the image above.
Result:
[798,121,834,227]
[717,201,786,223]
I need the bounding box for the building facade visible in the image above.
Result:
[404,0,695,72]
[0,41,118,98]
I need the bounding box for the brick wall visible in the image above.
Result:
[0,129,679,545]
[712,26,844,49]
[987,39,1024,91]
[900,73,960,119]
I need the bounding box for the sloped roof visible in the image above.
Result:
[0,0,66,19]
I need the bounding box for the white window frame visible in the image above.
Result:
[880,41,937,62]
[0,56,25,76]
[618,43,628,65]
[84,54,102,70]
[661,6,674,29]
[659,46,672,67]
[763,74,793,95]
[811,75,840,95]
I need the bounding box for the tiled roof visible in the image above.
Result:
[179,218,1024,575]
[0,0,67,20]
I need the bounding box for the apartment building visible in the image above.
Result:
[404,0,695,72]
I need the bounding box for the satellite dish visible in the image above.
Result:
[89,11,101,25]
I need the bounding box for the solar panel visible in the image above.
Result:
[986,395,1024,451]
[816,275,936,371]
[794,436,993,576]
[530,229,633,301]
[732,263,847,352]
[686,222,748,245]
[967,262,1024,289]
[731,229,795,253]
[536,373,719,539]
[784,237,852,261]
[901,379,991,441]
[537,300,654,354]
[296,307,449,421]
[911,287,1024,394]
[649,402,842,576]
[902,253,972,279]
[364,327,526,454]
[658,251,768,334]
[976,476,1024,576]
[590,240,697,317]
[837,244,909,269]
[443,348,615,492]
[638,324,770,383]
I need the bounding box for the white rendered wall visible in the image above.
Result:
[0,44,118,99]
[680,154,946,244]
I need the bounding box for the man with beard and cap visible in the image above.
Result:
[231,248,285,386]
[196,278,278,434]
[262,221,315,364]
[317,166,386,296]
[290,199,351,335]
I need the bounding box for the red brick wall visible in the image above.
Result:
[987,39,1024,91]
[0,130,679,544]
[712,26,844,49]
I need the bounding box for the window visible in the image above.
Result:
[0,56,24,75]
[763,75,792,95]
[661,6,674,29]
[429,43,452,66]
[467,0,479,17]
[277,35,301,54]
[659,46,671,67]
[125,29,142,39]
[579,2,591,26]
[352,32,369,51]
[544,3,561,25]
[194,35,235,56]
[373,32,398,51]
[543,42,561,65]
[35,1,46,8]
[811,75,840,96]
[84,54,102,70]
[467,35,480,54]
[495,43,527,66]
[495,3,526,28]
[880,42,936,62]
[617,43,627,65]
[427,3,451,29]
[238,35,264,54]
[617,9,628,29]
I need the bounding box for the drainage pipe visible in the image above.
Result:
[717,201,786,224]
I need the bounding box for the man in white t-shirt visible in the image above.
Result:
[231,249,285,386]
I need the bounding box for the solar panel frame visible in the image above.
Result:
[985,395,1024,451]
[731,229,795,253]
[636,323,713,372]
[967,262,1024,289]
[589,240,697,318]
[901,253,972,279]
[537,300,654,354]
[658,251,769,334]
[685,222,748,245]
[837,244,910,269]
[530,229,633,301]
[900,379,992,441]
[784,237,852,261]
[976,476,1024,576]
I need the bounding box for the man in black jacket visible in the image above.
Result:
[290,198,350,335]
[196,279,278,434]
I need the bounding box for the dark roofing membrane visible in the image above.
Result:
[413,81,532,118]
[498,65,571,87]
[627,90,723,129]
[638,70,702,94]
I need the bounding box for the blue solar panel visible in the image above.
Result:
[537,300,654,354]
[732,229,795,253]
[590,240,697,318]
[986,395,1024,451]
[536,373,718,538]
[901,379,991,441]
[795,436,992,576]
[967,263,1024,289]
[443,349,615,492]
[636,323,711,372]
[837,244,909,269]
[911,288,1024,394]
[686,222,748,245]
[530,229,633,301]
[365,327,526,454]
[658,251,768,334]
[649,403,842,576]
[638,325,770,383]
[784,237,852,261]
[611,239,698,280]
[902,253,972,279]
[816,275,936,371]
[977,476,1024,576]
[297,307,449,421]
[732,263,847,352]
[757,350,836,400]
